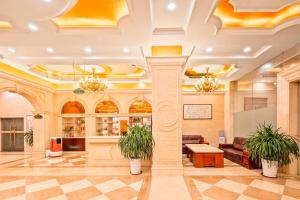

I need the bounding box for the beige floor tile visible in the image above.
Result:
[5,194,26,200]
[225,176,254,185]
[0,179,25,192]
[129,180,143,191]
[285,179,300,189]
[191,176,222,185]
[60,179,92,194]
[89,194,110,200]
[66,186,102,200]
[106,186,138,200]
[237,194,258,200]
[47,194,68,200]
[192,179,212,193]
[250,179,285,194]
[95,179,126,193]
[215,178,248,194]
[56,176,85,185]
[243,186,282,200]
[283,186,300,199]
[26,186,63,200]
[26,179,58,193]
[203,186,239,200]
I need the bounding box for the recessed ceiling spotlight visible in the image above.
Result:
[28,23,39,31]
[243,46,252,53]
[7,48,16,53]
[167,2,177,11]
[84,47,92,53]
[205,47,213,53]
[46,47,54,53]
[42,0,52,3]
[123,48,129,53]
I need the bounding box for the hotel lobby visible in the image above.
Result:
[0,0,300,199]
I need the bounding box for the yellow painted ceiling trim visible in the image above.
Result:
[214,0,300,28]
[0,62,55,88]
[53,0,129,28]
[152,45,182,57]
[185,64,236,78]
[0,21,12,28]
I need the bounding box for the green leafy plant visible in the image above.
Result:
[24,129,33,146]
[245,123,300,167]
[34,114,43,119]
[119,125,154,160]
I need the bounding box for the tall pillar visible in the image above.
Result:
[147,57,187,175]
[224,81,235,143]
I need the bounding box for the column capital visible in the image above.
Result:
[146,56,188,68]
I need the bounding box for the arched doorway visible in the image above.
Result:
[0,91,34,152]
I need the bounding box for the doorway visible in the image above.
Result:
[1,118,24,151]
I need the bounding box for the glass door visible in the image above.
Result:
[1,118,24,152]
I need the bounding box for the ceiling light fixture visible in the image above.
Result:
[205,47,213,53]
[7,48,16,53]
[243,47,252,53]
[42,0,52,3]
[194,67,220,93]
[167,2,177,11]
[28,23,39,31]
[84,47,92,53]
[123,48,129,53]
[79,68,108,92]
[46,47,54,53]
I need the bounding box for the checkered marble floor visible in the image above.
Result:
[13,154,87,168]
[185,175,300,200]
[0,175,149,200]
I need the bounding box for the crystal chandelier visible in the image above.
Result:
[194,67,220,93]
[79,68,108,92]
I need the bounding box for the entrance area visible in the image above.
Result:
[1,118,24,152]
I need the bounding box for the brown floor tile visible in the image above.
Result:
[106,186,138,200]
[26,186,63,200]
[66,186,102,200]
[225,176,254,185]
[56,176,85,184]
[243,186,282,200]
[191,176,223,185]
[283,186,300,199]
[203,186,239,200]
[0,186,25,199]
[86,176,114,185]
[26,176,54,184]
[0,176,23,183]
[117,175,143,185]
[255,176,287,185]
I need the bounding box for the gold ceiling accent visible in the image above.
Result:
[185,64,235,78]
[29,64,145,80]
[0,21,11,28]
[129,99,152,113]
[53,0,129,28]
[194,67,221,93]
[152,45,182,57]
[214,0,300,28]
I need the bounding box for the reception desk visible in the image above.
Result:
[86,136,151,167]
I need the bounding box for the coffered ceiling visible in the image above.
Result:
[0,0,300,88]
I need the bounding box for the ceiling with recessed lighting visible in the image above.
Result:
[0,0,300,88]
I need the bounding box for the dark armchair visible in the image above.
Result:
[182,135,208,154]
[219,137,259,169]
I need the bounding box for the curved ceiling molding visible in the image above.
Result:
[229,0,300,12]
[29,64,146,81]
[52,0,129,28]
[213,0,300,29]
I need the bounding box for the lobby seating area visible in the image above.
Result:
[1,0,300,199]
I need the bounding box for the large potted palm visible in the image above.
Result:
[118,125,154,175]
[245,123,300,178]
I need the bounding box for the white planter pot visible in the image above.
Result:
[261,159,278,178]
[129,159,141,175]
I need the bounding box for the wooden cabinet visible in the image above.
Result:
[62,138,85,151]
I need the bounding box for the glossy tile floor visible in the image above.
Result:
[0,154,299,200]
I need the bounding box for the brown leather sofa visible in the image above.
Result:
[182,135,206,154]
[219,137,259,169]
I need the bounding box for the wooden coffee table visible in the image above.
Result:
[186,144,224,168]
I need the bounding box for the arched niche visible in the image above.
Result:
[95,100,119,114]
[129,99,152,113]
[61,101,85,114]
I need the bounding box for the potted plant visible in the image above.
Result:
[245,123,300,178]
[118,125,154,175]
[24,129,33,147]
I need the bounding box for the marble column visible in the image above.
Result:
[147,57,187,175]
